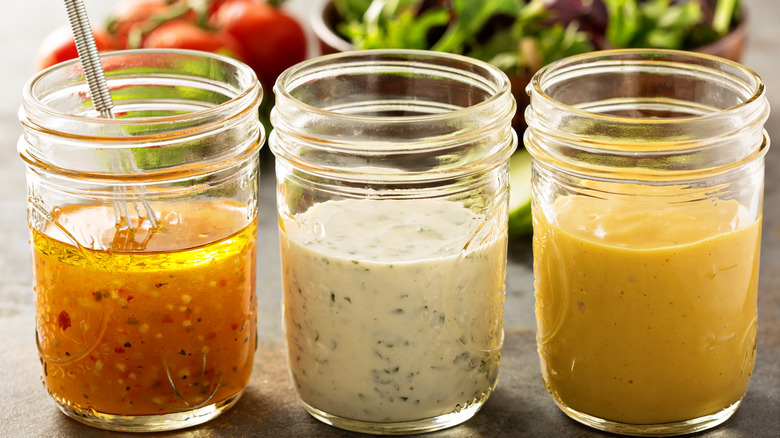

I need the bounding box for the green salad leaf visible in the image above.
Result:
[334,0,743,75]
[604,0,703,49]
[338,0,594,75]
[508,148,534,239]
[340,0,450,50]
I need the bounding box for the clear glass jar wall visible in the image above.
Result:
[524,49,770,436]
[18,50,264,432]
[270,49,517,435]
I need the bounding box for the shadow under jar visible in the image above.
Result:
[524,49,770,436]
[18,50,264,432]
[270,49,517,435]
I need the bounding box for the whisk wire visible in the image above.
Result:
[63,0,159,233]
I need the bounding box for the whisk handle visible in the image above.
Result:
[63,0,114,118]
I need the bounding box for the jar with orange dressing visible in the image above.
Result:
[18,50,264,432]
[524,49,769,435]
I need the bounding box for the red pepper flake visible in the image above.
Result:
[161,315,174,323]
[127,296,134,302]
[231,323,238,331]
[115,346,126,354]
[206,332,217,340]
[219,279,228,287]
[58,311,71,331]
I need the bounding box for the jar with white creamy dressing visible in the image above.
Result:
[270,49,517,434]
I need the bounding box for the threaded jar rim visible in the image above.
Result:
[524,49,770,181]
[270,49,517,183]
[19,49,264,181]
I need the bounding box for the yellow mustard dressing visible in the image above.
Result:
[534,196,760,424]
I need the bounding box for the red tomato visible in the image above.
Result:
[142,19,245,60]
[207,0,230,16]
[108,0,180,49]
[36,25,116,71]
[211,0,307,87]
[111,0,170,19]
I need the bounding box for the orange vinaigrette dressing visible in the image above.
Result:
[32,202,257,416]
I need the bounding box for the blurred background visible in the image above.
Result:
[3,0,778,248]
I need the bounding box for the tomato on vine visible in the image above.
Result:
[35,0,308,91]
[210,0,307,87]
[107,0,175,49]
[36,25,116,71]
[142,19,244,59]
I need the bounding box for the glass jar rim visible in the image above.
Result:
[273,49,512,126]
[270,49,517,184]
[19,49,264,181]
[523,48,770,182]
[22,48,261,133]
[528,48,766,126]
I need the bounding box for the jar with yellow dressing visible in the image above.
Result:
[524,49,769,436]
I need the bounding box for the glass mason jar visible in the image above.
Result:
[270,49,516,435]
[525,49,769,436]
[18,50,264,432]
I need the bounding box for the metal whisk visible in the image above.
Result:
[63,0,158,231]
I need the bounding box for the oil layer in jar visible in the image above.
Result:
[32,202,257,415]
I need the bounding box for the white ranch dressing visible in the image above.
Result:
[280,198,506,422]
